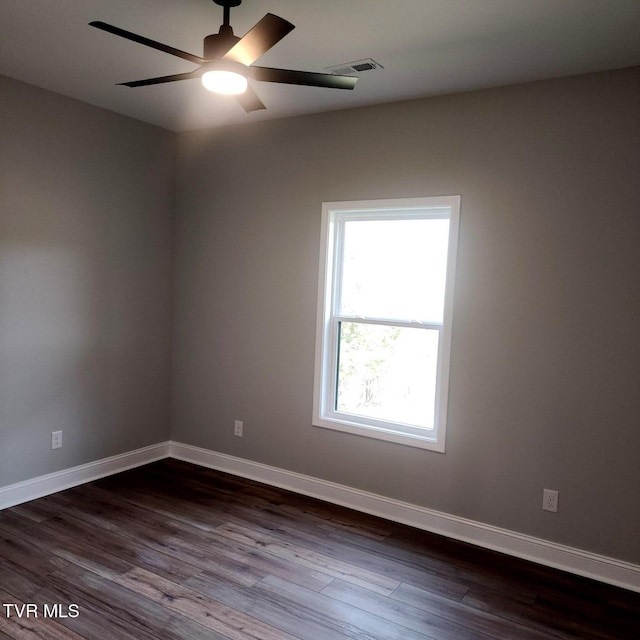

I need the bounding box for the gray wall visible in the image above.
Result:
[0,76,175,486]
[172,67,640,564]
[2,67,638,566]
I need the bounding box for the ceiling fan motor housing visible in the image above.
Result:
[204,27,240,59]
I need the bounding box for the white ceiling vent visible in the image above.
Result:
[325,58,384,76]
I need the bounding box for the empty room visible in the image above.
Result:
[1,1,639,638]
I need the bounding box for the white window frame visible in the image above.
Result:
[313,196,460,452]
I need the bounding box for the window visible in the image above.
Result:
[313,197,460,451]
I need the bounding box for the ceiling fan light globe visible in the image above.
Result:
[202,70,247,95]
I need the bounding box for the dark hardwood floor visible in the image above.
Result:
[0,459,638,639]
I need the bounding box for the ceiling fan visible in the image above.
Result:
[90,0,358,112]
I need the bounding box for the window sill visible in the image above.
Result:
[312,415,445,452]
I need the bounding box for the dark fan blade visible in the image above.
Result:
[249,66,357,90]
[90,21,205,65]
[223,13,294,66]
[234,85,266,113]
[119,71,200,88]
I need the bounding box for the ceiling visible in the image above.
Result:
[2,0,640,132]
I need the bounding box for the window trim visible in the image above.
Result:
[313,196,460,452]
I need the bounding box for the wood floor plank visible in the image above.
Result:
[56,482,337,593]
[387,580,562,640]
[114,567,300,640]
[95,485,226,534]
[275,500,393,541]
[0,516,75,577]
[39,566,226,640]
[321,578,503,640]
[215,521,401,595]
[256,574,440,640]
[37,513,206,585]
[0,613,86,640]
[532,586,640,640]
[322,521,540,602]
[0,557,54,603]
[385,524,548,594]
[185,571,356,640]
[462,584,616,640]
[221,512,471,601]
[167,518,335,592]
[0,511,131,581]
[47,510,263,589]
[40,489,270,590]
[0,459,637,640]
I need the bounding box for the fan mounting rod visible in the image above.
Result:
[214,0,242,28]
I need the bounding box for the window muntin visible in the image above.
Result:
[313,197,459,451]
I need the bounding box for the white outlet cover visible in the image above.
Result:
[543,489,558,512]
[51,430,63,449]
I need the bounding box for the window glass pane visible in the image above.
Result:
[336,322,439,429]
[339,218,449,322]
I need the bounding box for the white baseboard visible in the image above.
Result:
[170,441,640,593]
[2,440,638,593]
[0,441,171,510]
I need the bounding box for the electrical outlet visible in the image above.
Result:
[51,430,63,450]
[543,489,558,512]
[234,420,243,437]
